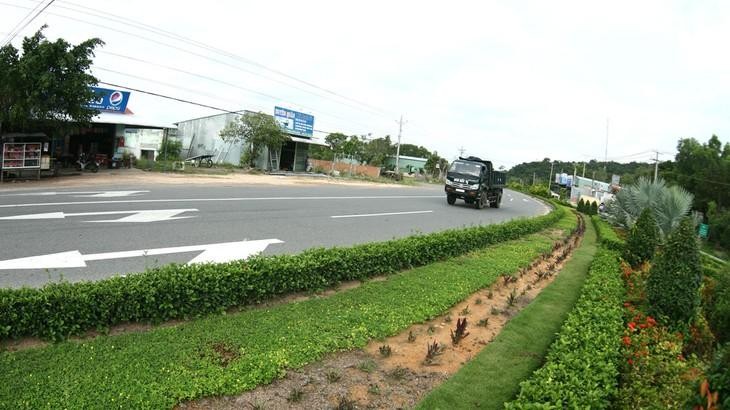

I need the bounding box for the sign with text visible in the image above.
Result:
[699,223,709,238]
[274,106,314,138]
[87,87,130,113]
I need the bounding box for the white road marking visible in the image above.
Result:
[331,210,433,219]
[0,209,197,223]
[509,198,514,202]
[522,198,530,202]
[5,190,149,197]
[0,239,283,270]
[0,195,443,209]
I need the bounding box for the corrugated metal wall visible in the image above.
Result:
[176,113,243,165]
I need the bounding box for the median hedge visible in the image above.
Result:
[505,248,625,409]
[592,215,625,252]
[0,206,563,341]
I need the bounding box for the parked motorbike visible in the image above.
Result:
[76,153,100,173]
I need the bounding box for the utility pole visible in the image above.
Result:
[548,161,554,191]
[652,150,660,182]
[395,115,405,173]
[532,172,536,186]
[582,162,586,178]
[592,171,596,196]
[604,117,609,173]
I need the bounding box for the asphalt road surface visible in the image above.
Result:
[0,182,549,288]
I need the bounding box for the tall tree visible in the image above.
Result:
[219,112,289,168]
[0,26,103,136]
[342,135,365,162]
[324,132,348,159]
[424,151,448,178]
[647,217,702,326]
[361,136,394,166]
[674,135,730,212]
[398,143,431,158]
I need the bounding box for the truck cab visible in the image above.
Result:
[444,156,506,209]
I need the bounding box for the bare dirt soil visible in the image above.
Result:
[178,216,584,410]
[0,168,409,191]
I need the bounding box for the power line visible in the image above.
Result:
[1,0,54,47]
[53,0,394,116]
[94,52,382,131]
[97,80,379,142]
[93,66,383,133]
[1,0,44,46]
[9,0,394,119]
[97,81,243,114]
[0,0,417,143]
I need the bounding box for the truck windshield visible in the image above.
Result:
[449,161,482,177]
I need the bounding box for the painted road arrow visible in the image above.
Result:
[5,190,149,197]
[0,209,198,223]
[0,239,284,270]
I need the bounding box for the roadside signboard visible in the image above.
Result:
[87,87,131,113]
[699,223,710,238]
[274,106,314,138]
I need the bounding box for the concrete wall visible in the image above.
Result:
[385,156,428,173]
[309,159,381,178]
[123,128,164,160]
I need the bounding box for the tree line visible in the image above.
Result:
[308,132,449,177]
[508,135,730,249]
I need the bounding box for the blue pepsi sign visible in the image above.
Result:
[87,87,130,113]
[274,106,314,138]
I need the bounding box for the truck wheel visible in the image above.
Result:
[447,194,456,205]
[474,192,485,209]
[490,194,501,208]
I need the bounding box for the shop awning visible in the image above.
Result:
[289,135,328,146]
[93,112,178,129]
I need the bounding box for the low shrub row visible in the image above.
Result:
[0,215,576,409]
[506,248,625,409]
[0,207,563,341]
[592,215,625,252]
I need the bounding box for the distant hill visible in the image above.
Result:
[507,159,655,186]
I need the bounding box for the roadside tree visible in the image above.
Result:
[0,26,103,136]
[220,112,289,168]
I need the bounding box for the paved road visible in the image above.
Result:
[0,182,549,287]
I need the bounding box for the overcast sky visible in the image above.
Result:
[2,0,729,168]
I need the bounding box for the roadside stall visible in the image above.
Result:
[0,134,58,182]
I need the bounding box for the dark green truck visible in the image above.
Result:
[444,156,507,209]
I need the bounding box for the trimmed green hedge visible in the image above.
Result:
[0,207,563,341]
[592,215,625,252]
[505,248,625,409]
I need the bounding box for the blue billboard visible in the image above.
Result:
[274,106,314,138]
[86,87,131,113]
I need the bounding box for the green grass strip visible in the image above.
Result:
[416,217,597,410]
[506,248,624,409]
[0,213,576,409]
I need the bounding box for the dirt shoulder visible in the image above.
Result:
[0,168,417,191]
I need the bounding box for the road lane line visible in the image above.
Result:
[0,195,443,208]
[331,210,433,219]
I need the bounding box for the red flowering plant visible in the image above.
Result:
[617,262,704,409]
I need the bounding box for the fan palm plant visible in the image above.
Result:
[605,177,693,238]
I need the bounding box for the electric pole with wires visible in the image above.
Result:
[394,115,406,173]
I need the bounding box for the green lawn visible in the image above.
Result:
[417,217,597,410]
[0,214,576,409]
